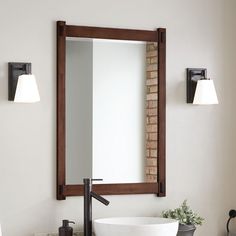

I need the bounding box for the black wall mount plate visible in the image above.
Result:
[186,68,207,103]
[8,62,31,101]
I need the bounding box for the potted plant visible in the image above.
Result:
[162,200,204,236]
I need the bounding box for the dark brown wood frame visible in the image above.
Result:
[57,21,166,200]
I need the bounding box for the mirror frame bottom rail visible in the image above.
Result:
[60,183,160,197]
[57,21,166,200]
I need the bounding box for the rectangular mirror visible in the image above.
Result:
[57,21,166,199]
[66,38,147,184]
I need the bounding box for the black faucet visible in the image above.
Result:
[83,178,110,236]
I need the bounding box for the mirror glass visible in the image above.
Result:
[65,38,157,184]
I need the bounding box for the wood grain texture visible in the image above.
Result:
[62,183,159,196]
[66,25,158,42]
[157,28,166,197]
[57,21,66,200]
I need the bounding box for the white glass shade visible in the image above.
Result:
[0,224,2,236]
[14,74,40,103]
[193,79,218,105]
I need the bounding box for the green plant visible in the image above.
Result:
[162,200,204,226]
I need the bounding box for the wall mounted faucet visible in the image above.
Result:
[83,178,110,236]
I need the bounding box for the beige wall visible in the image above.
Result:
[0,0,236,235]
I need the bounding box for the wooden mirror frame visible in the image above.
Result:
[57,21,166,200]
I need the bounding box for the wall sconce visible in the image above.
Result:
[8,62,40,103]
[186,68,218,105]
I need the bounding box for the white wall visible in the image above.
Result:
[93,40,146,183]
[0,0,236,236]
[66,40,93,184]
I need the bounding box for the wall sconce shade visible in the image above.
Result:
[8,62,40,103]
[186,68,218,105]
[193,79,218,104]
[14,74,40,103]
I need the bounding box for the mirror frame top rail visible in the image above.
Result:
[57,21,166,200]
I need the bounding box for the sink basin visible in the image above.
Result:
[93,217,179,236]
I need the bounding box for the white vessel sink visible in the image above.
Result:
[93,217,178,236]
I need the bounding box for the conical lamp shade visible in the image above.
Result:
[193,79,218,105]
[14,74,40,103]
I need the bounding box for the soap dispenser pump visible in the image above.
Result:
[59,220,75,236]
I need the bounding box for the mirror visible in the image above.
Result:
[66,38,147,184]
[57,21,166,199]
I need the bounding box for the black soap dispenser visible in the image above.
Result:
[59,220,75,236]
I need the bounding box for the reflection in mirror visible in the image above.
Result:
[65,38,157,184]
[66,38,93,184]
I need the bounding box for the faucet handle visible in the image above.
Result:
[91,178,103,182]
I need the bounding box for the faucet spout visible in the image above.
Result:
[83,178,109,236]
[91,191,110,205]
